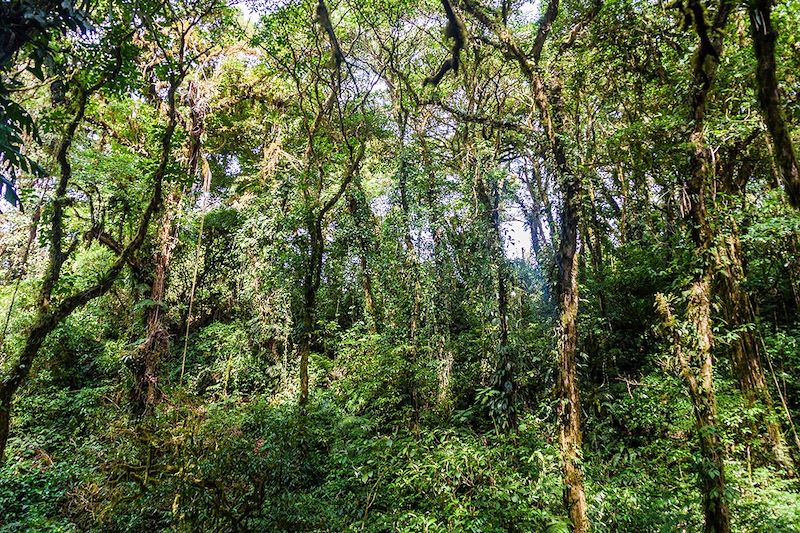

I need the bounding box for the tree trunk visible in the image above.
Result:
[679,4,734,528]
[417,130,451,408]
[749,0,800,208]
[684,130,732,533]
[298,308,312,407]
[535,53,588,533]
[347,189,381,331]
[715,221,793,471]
[541,74,588,533]
[556,238,586,533]
[556,169,588,533]
[130,189,180,414]
[657,288,731,533]
[296,132,362,407]
[585,177,606,318]
[521,157,554,302]
[531,157,558,255]
[690,278,731,533]
[299,215,324,407]
[0,64,178,462]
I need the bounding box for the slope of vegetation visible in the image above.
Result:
[1,0,800,531]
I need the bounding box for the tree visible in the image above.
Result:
[455,0,592,528]
[0,0,228,461]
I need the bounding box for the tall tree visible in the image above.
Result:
[1,21,147,462]
[672,0,735,529]
[454,0,593,528]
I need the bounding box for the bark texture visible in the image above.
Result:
[749,0,800,208]
[680,2,734,528]
[130,190,180,414]
[715,221,793,471]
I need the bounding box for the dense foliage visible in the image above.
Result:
[1,0,800,531]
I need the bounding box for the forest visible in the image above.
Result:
[1,0,800,530]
